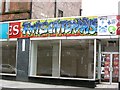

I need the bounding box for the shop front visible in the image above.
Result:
[0,15,120,87]
[96,38,119,84]
[0,23,17,76]
[101,52,119,83]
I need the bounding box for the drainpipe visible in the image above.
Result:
[54,0,56,18]
[29,0,32,19]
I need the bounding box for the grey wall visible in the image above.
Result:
[32,1,82,19]
[16,38,30,81]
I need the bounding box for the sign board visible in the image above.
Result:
[1,15,120,39]
[98,16,118,35]
[9,16,98,38]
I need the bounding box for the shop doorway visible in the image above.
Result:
[101,52,119,84]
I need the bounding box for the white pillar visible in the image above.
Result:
[98,40,101,81]
[94,39,97,80]
[29,41,37,76]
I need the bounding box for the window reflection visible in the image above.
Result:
[61,40,94,79]
[36,40,59,76]
[1,41,16,74]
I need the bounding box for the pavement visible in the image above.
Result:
[0,79,82,88]
[0,79,119,90]
[96,82,118,89]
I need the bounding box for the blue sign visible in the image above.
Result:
[0,23,9,39]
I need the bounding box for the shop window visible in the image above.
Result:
[30,40,60,76]
[61,40,94,79]
[30,39,95,79]
[101,39,119,52]
[1,41,17,74]
[37,44,52,76]
[58,9,63,17]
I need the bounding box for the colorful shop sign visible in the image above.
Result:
[7,15,120,38]
[98,16,118,35]
[9,16,98,38]
[0,23,9,39]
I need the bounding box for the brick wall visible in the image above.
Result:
[0,0,31,21]
[1,0,82,21]
[0,13,30,21]
[10,2,30,12]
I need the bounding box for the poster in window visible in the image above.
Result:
[104,54,110,80]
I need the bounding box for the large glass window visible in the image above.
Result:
[30,39,95,79]
[30,40,60,76]
[61,40,94,79]
[1,41,17,74]
[101,39,119,52]
[37,41,53,76]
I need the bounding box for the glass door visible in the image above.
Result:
[101,52,119,84]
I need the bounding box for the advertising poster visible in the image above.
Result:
[113,54,119,79]
[104,54,110,80]
[98,16,118,35]
[0,23,9,39]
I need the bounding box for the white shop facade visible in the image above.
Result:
[0,15,120,85]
